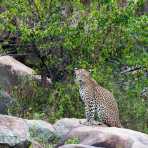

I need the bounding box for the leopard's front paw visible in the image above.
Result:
[91,120,102,126]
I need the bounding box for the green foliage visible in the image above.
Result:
[9,78,84,123]
[65,137,80,144]
[9,79,50,119]
[1,0,148,133]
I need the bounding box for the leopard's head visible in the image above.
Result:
[74,68,91,84]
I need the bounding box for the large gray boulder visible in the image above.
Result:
[53,118,86,138]
[0,115,30,147]
[0,55,52,90]
[0,90,15,114]
[25,119,55,143]
[0,115,55,147]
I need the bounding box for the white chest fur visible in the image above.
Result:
[79,86,91,102]
[79,88,85,101]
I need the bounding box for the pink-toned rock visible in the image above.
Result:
[0,115,56,147]
[0,56,52,91]
[62,126,148,148]
[0,115,30,147]
[53,118,107,138]
[1,116,148,148]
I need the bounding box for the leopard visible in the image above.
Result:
[74,68,122,127]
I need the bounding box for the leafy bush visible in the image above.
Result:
[1,0,148,133]
[65,137,80,144]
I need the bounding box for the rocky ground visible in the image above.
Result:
[0,115,148,148]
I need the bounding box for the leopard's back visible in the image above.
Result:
[95,85,121,127]
[80,78,121,127]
